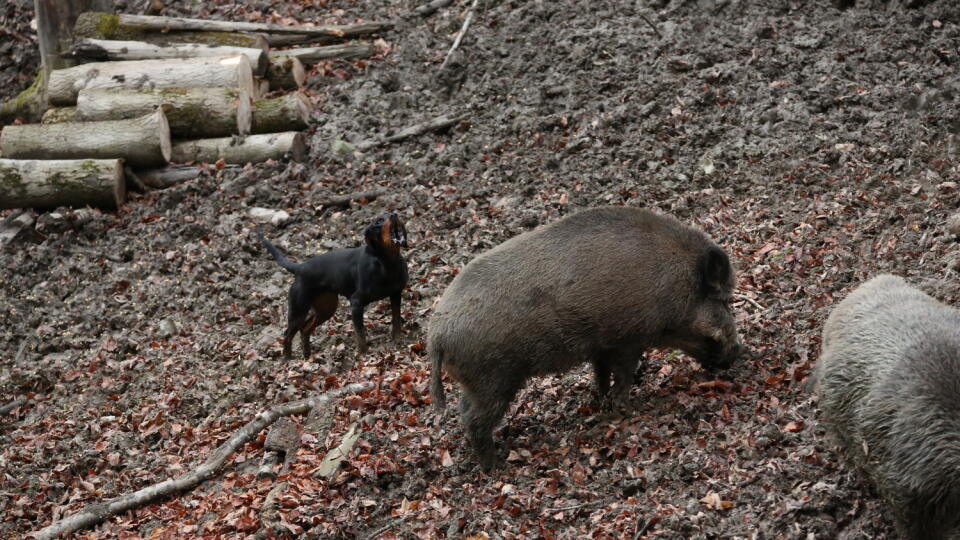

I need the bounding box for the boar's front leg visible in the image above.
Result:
[595,347,642,412]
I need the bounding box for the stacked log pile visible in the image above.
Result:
[0,11,389,210]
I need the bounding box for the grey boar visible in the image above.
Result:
[814,274,960,540]
[428,206,742,470]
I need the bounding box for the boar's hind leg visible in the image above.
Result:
[460,386,518,472]
[591,359,611,398]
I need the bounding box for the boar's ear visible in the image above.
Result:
[700,246,732,299]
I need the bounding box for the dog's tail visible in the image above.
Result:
[257,232,299,273]
[430,342,447,411]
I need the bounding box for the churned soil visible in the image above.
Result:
[1,0,959,538]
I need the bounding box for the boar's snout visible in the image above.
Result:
[702,338,742,370]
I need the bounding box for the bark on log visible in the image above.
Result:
[48,55,255,106]
[0,158,125,210]
[356,114,464,151]
[274,43,376,63]
[251,92,312,134]
[75,12,394,38]
[41,106,77,124]
[265,56,306,91]
[31,382,373,540]
[171,132,305,164]
[75,20,270,50]
[0,109,172,168]
[262,34,337,47]
[76,87,252,138]
[71,38,268,75]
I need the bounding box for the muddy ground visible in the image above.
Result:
[2,0,960,538]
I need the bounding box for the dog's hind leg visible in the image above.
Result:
[301,293,338,359]
[283,280,311,359]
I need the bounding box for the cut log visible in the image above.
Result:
[0,158,125,210]
[0,109,171,168]
[76,24,270,50]
[75,12,394,38]
[251,92,312,134]
[71,39,268,75]
[48,55,255,106]
[265,56,306,91]
[41,106,77,124]
[76,88,252,138]
[172,132,305,164]
[273,43,376,63]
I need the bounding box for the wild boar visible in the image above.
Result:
[814,274,960,540]
[428,206,742,470]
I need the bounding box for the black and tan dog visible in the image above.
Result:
[259,213,409,357]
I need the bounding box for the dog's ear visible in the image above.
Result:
[364,222,381,247]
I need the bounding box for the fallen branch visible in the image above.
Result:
[0,212,34,247]
[356,114,463,151]
[135,165,242,189]
[32,381,373,540]
[0,397,27,416]
[76,12,394,38]
[316,188,387,208]
[439,0,480,70]
[414,0,454,17]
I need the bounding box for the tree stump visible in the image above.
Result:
[0,158,125,210]
[0,109,172,168]
[48,55,256,106]
[76,88,252,138]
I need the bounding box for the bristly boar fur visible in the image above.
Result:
[815,274,960,540]
[428,206,742,470]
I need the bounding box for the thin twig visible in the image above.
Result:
[734,293,766,312]
[640,13,662,38]
[549,500,607,512]
[365,518,402,540]
[439,0,480,70]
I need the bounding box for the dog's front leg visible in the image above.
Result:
[390,292,403,342]
[349,298,368,353]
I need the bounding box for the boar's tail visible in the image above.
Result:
[430,345,447,411]
[257,232,299,273]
